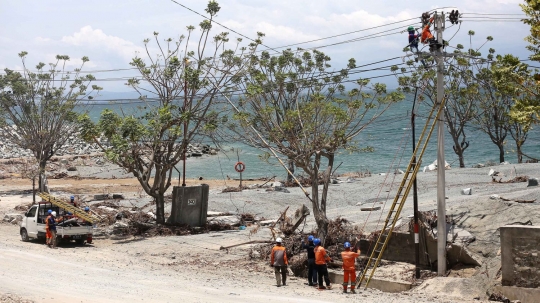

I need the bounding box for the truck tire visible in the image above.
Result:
[20,228,29,242]
[75,239,85,245]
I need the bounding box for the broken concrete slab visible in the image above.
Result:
[94,194,110,201]
[461,188,472,195]
[208,215,240,226]
[494,285,540,303]
[361,206,381,211]
[527,178,538,187]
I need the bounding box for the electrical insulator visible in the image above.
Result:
[449,10,460,24]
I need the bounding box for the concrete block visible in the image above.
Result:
[328,270,411,293]
[494,285,540,303]
[94,194,110,200]
[461,188,472,195]
[527,178,538,187]
[360,206,381,211]
[501,225,540,288]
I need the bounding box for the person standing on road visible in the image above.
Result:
[45,209,53,246]
[301,235,317,286]
[341,242,361,294]
[314,238,332,290]
[48,211,61,249]
[270,237,288,287]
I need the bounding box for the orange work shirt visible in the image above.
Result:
[341,250,360,271]
[270,245,288,266]
[315,246,331,265]
[421,17,434,44]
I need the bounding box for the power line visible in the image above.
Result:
[167,0,279,53]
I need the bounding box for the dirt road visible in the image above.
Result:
[0,222,489,303]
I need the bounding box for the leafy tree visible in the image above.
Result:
[228,49,404,240]
[521,0,540,62]
[0,52,100,192]
[492,54,538,162]
[78,1,261,224]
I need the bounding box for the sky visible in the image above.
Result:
[0,0,531,94]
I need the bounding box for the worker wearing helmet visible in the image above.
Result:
[341,242,361,293]
[301,235,317,286]
[84,206,90,213]
[45,209,53,246]
[270,237,288,287]
[407,26,420,53]
[47,211,59,248]
[314,238,332,290]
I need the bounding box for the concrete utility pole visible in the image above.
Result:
[435,11,447,276]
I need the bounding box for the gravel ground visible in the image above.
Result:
[1,162,539,302]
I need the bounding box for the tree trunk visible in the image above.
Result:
[38,159,49,193]
[309,152,332,244]
[32,177,36,204]
[516,144,523,164]
[155,194,165,224]
[287,158,295,183]
[498,144,505,163]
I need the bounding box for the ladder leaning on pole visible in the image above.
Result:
[355,97,446,290]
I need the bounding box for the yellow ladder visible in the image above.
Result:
[355,98,446,290]
[38,192,100,224]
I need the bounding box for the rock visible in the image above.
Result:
[3,213,23,223]
[488,169,500,176]
[528,178,539,187]
[273,186,290,193]
[490,194,500,200]
[500,161,510,165]
[461,188,472,195]
[472,163,485,168]
[271,181,283,188]
[112,194,125,199]
[331,179,339,184]
[67,166,77,171]
[146,212,156,220]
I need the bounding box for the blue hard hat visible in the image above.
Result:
[313,238,321,246]
[308,235,314,242]
[84,206,90,211]
[344,242,351,248]
[48,209,52,214]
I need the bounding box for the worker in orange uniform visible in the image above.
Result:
[270,237,288,287]
[314,238,332,290]
[341,242,361,293]
[45,209,53,246]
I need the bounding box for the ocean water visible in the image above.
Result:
[76,95,540,181]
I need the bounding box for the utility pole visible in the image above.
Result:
[435,11,447,277]
[411,87,420,279]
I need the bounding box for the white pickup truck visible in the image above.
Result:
[20,201,93,245]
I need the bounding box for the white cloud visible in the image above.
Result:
[61,26,144,62]
[254,22,319,43]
